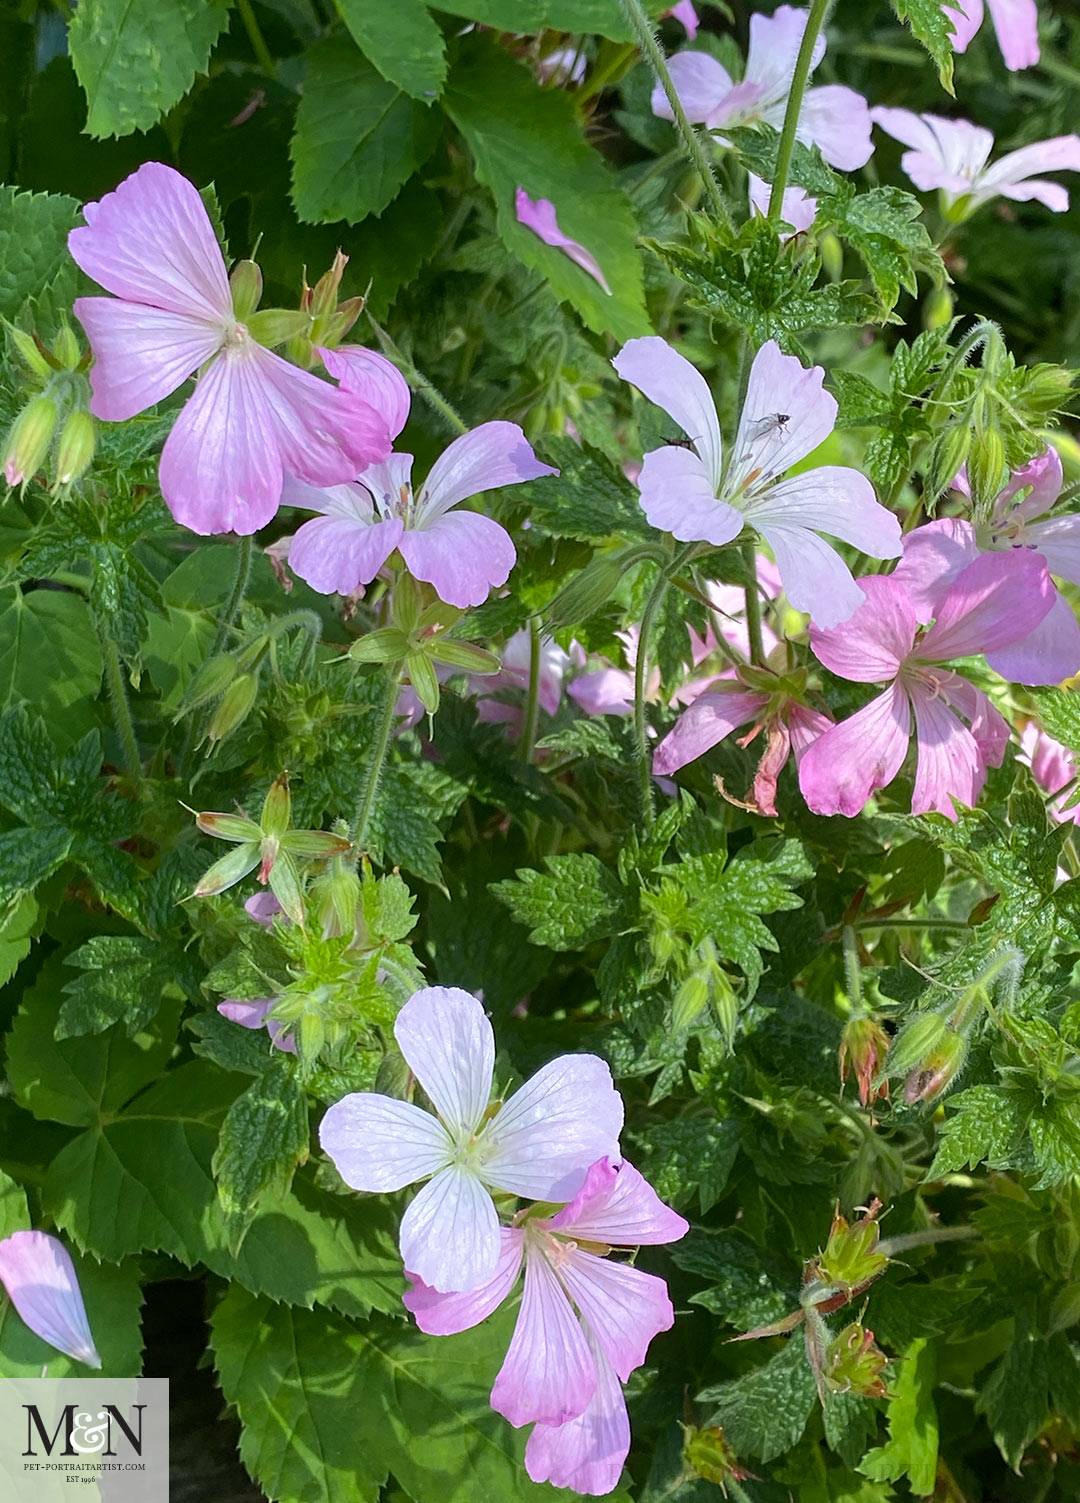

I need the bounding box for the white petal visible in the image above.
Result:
[394,986,495,1138]
[319,1093,450,1191]
[399,1166,501,1294]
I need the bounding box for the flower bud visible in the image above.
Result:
[230,259,263,321]
[311,864,360,940]
[889,1010,948,1077]
[321,295,365,348]
[819,230,844,284]
[925,422,971,503]
[823,1322,889,1398]
[53,323,81,370]
[7,325,53,382]
[967,428,1007,513]
[53,408,96,487]
[839,1015,890,1108]
[672,970,709,1032]
[3,395,58,486]
[903,1027,967,1104]
[207,671,259,743]
[546,554,625,629]
[1020,362,1074,416]
[681,1424,751,1487]
[307,250,348,324]
[806,1200,888,1310]
[179,653,238,713]
[922,284,954,331]
[247,308,312,348]
[261,772,292,841]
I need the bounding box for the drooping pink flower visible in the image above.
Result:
[748,173,817,237]
[799,552,1055,818]
[1019,722,1080,824]
[320,986,623,1293]
[872,109,1080,214]
[653,6,874,171]
[0,1231,101,1368]
[943,0,1039,71]
[613,337,902,628]
[514,189,612,295]
[68,162,391,535]
[244,891,285,928]
[217,998,297,1053]
[404,1156,688,1496]
[892,449,1080,685]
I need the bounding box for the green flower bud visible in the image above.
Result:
[320,295,365,349]
[230,259,264,321]
[3,395,58,486]
[207,671,259,743]
[53,408,96,487]
[967,428,1007,513]
[672,971,709,1033]
[306,250,348,324]
[889,1010,948,1077]
[1018,362,1073,415]
[53,323,81,370]
[179,653,239,713]
[7,325,53,382]
[311,864,360,940]
[839,1015,890,1107]
[807,1199,888,1309]
[823,1322,889,1398]
[819,230,844,283]
[681,1424,750,1487]
[922,284,955,331]
[902,1027,967,1104]
[925,423,972,503]
[546,554,626,630]
[247,308,312,348]
[261,772,292,841]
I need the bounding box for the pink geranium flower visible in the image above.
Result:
[799,552,1055,818]
[68,162,391,535]
[474,628,571,730]
[515,188,612,295]
[653,5,874,171]
[319,986,623,1293]
[872,109,1080,214]
[404,1156,688,1496]
[748,173,817,237]
[892,448,1080,685]
[217,998,297,1053]
[0,1231,101,1368]
[943,0,1039,71]
[1019,722,1080,824]
[613,337,902,628]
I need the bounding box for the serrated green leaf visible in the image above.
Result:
[0,587,103,747]
[699,1336,817,1462]
[0,185,80,319]
[1030,687,1080,756]
[860,1337,938,1493]
[59,935,189,1039]
[213,1056,310,1242]
[929,1084,1034,1177]
[672,1226,796,1328]
[436,0,632,40]
[891,0,955,92]
[511,434,652,540]
[336,0,447,98]
[976,1311,1047,1470]
[819,184,942,310]
[631,1117,741,1213]
[492,853,626,949]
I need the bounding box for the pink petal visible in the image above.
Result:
[651,50,734,124]
[809,575,919,681]
[745,5,825,97]
[986,0,1040,68]
[652,689,768,775]
[0,1231,101,1368]
[525,1333,630,1496]
[491,1249,597,1427]
[936,672,1010,767]
[394,986,495,1138]
[399,511,516,609]
[635,446,744,547]
[998,446,1063,523]
[798,85,875,171]
[288,514,404,597]
[744,466,902,558]
[920,550,1055,661]
[613,337,725,488]
[734,341,838,477]
[515,189,612,295]
[1024,515,1080,588]
[892,518,980,624]
[398,1165,501,1294]
[944,0,984,52]
[788,702,834,760]
[568,667,636,717]
[419,420,557,524]
[547,1157,689,1245]
[245,892,284,927]
[558,1246,674,1380]
[320,345,411,441]
[249,343,391,485]
[669,0,699,38]
[404,1228,525,1335]
[73,297,221,422]
[1020,723,1079,822]
[798,682,912,817]
[217,999,296,1054]
[908,680,985,818]
[69,161,231,323]
[986,588,1080,685]
[748,174,817,237]
[755,524,866,628]
[872,109,993,192]
[480,1055,624,1202]
[981,136,1080,208]
[318,1092,450,1192]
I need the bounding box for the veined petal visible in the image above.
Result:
[635,446,744,547]
[892,518,980,623]
[319,1092,451,1192]
[809,575,918,681]
[417,421,556,525]
[0,1232,101,1368]
[69,161,231,322]
[399,511,516,609]
[320,345,411,441]
[986,588,1080,685]
[613,337,724,489]
[908,680,985,818]
[944,0,984,52]
[651,51,733,124]
[980,136,1080,200]
[248,343,391,485]
[404,1228,524,1334]
[398,1165,501,1295]
[653,689,768,776]
[524,1332,630,1497]
[288,514,403,597]
[731,341,837,483]
[798,682,912,817]
[568,667,636,717]
[985,0,1040,68]
[920,550,1055,661]
[936,672,1010,766]
[73,298,221,422]
[994,447,1063,523]
[481,1055,623,1202]
[798,85,874,171]
[745,5,825,99]
[491,1247,596,1427]
[788,702,834,761]
[872,109,994,187]
[743,466,902,557]
[515,189,612,294]
[547,1157,689,1246]
[394,986,495,1139]
[755,523,866,629]
[1023,515,1080,588]
[558,1246,674,1381]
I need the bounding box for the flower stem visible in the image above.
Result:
[235,0,276,75]
[100,631,141,780]
[619,0,732,231]
[634,544,697,826]
[842,924,863,1008]
[350,668,401,851]
[742,540,765,664]
[179,533,254,781]
[877,1224,977,1257]
[767,0,833,218]
[519,615,543,764]
[367,316,468,436]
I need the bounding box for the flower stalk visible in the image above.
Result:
[768,0,834,217]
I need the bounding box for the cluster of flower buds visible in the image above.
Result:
[1,320,96,491]
[681,1422,753,1490]
[672,938,739,1045]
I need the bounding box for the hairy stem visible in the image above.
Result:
[634,545,697,826]
[367,316,468,436]
[768,0,832,218]
[180,534,254,780]
[101,631,141,780]
[842,924,863,1008]
[519,616,543,764]
[350,669,401,851]
[741,539,765,664]
[878,1224,978,1257]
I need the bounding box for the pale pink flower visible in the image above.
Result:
[514,188,611,295]
[475,628,570,731]
[1019,722,1080,824]
[568,625,716,718]
[892,449,1080,685]
[653,5,873,171]
[68,162,390,534]
[217,998,297,1054]
[943,0,1039,70]
[613,337,902,628]
[748,172,817,238]
[244,891,285,927]
[404,1156,688,1496]
[872,109,1080,214]
[668,0,700,37]
[537,46,588,85]
[799,553,1055,818]
[319,986,623,1293]
[0,1231,101,1368]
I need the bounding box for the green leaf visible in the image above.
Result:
[0,893,37,989]
[819,185,942,311]
[669,849,806,996]
[337,0,447,98]
[492,853,626,949]
[890,0,955,92]
[443,33,649,342]
[671,1227,797,1329]
[976,1311,1048,1470]
[211,1287,566,1502]
[860,1338,938,1494]
[436,0,633,39]
[726,125,841,197]
[1030,688,1080,756]
[59,935,190,1039]
[929,1084,1034,1178]
[0,185,80,319]
[291,39,441,224]
[212,1056,310,1243]
[0,588,103,747]
[630,1117,741,1213]
[699,1337,817,1462]
[511,435,653,540]
[68,0,231,139]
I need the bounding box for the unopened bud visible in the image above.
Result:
[311,864,360,940]
[308,251,348,324]
[53,323,81,370]
[53,408,95,486]
[967,428,1007,513]
[672,971,709,1032]
[297,1008,326,1063]
[806,1199,887,1310]
[3,395,58,486]
[321,295,365,348]
[819,230,844,283]
[839,1015,890,1108]
[207,671,259,743]
[925,423,972,503]
[710,967,739,1049]
[823,1322,889,1398]
[546,554,625,629]
[247,308,312,348]
[261,772,292,840]
[903,1027,967,1104]
[681,1424,751,1487]
[230,260,264,321]
[889,1010,948,1077]
[180,653,238,712]
[923,284,954,331]
[1020,362,1074,415]
[7,326,53,382]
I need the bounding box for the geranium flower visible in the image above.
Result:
[319,986,623,1293]
[613,337,902,628]
[217,998,296,1054]
[1019,722,1080,824]
[515,188,612,294]
[748,173,817,237]
[871,109,1080,214]
[404,1156,688,1496]
[799,552,1055,818]
[0,1231,101,1368]
[943,0,1039,71]
[473,628,571,730]
[892,448,1080,685]
[653,5,874,171]
[68,162,391,535]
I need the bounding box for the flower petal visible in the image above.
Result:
[418,421,556,525]
[394,986,495,1139]
[755,524,866,628]
[909,680,985,818]
[481,1055,624,1202]
[809,575,918,681]
[743,466,902,558]
[872,109,994,191]
[920,550,1055,661]
[68,161,231,322]
[935,673,1010,766]
[613,337,724,489]
[320,345,411,441]
[289,514,404,597]
[798,85,874,171]
[558,1246,675,1380]
[547,1157,689,1246]
[653,689,768,775]
[731,341,837,481]
[635,446,744,547]
[399,511,517,609]
[249,343,391,485]
[0,1231,100,1368]
[798,682,912,817]
[944,0,984,52]
[651,50,733,123]
[319,1092,450,1192]
[515,189,611,294]
[1024,515,1080,588]
[745,5,825,98]
[985,0,1040,68]
[491,1249,597,1427]
[986,588,1080,685]
[217,999,296,1054]
[403,1228,525,1334]
[73,298,221,422]
[399,1165,502,1294]
[525,1334,630,1497]
[568,667,636,717]
[980,136,1080,202]
[996,446,1063,524]
[892,518,980,624]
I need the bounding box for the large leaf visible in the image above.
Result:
[0,587,103,746]
[443,34,649,341]
[337,0,447,99]
[0,185,80,319]
[436,0,633,40]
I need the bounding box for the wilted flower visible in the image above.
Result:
[0,1231,101,1368]
[839,1015,891,1107]
[823,1322,890,1398]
